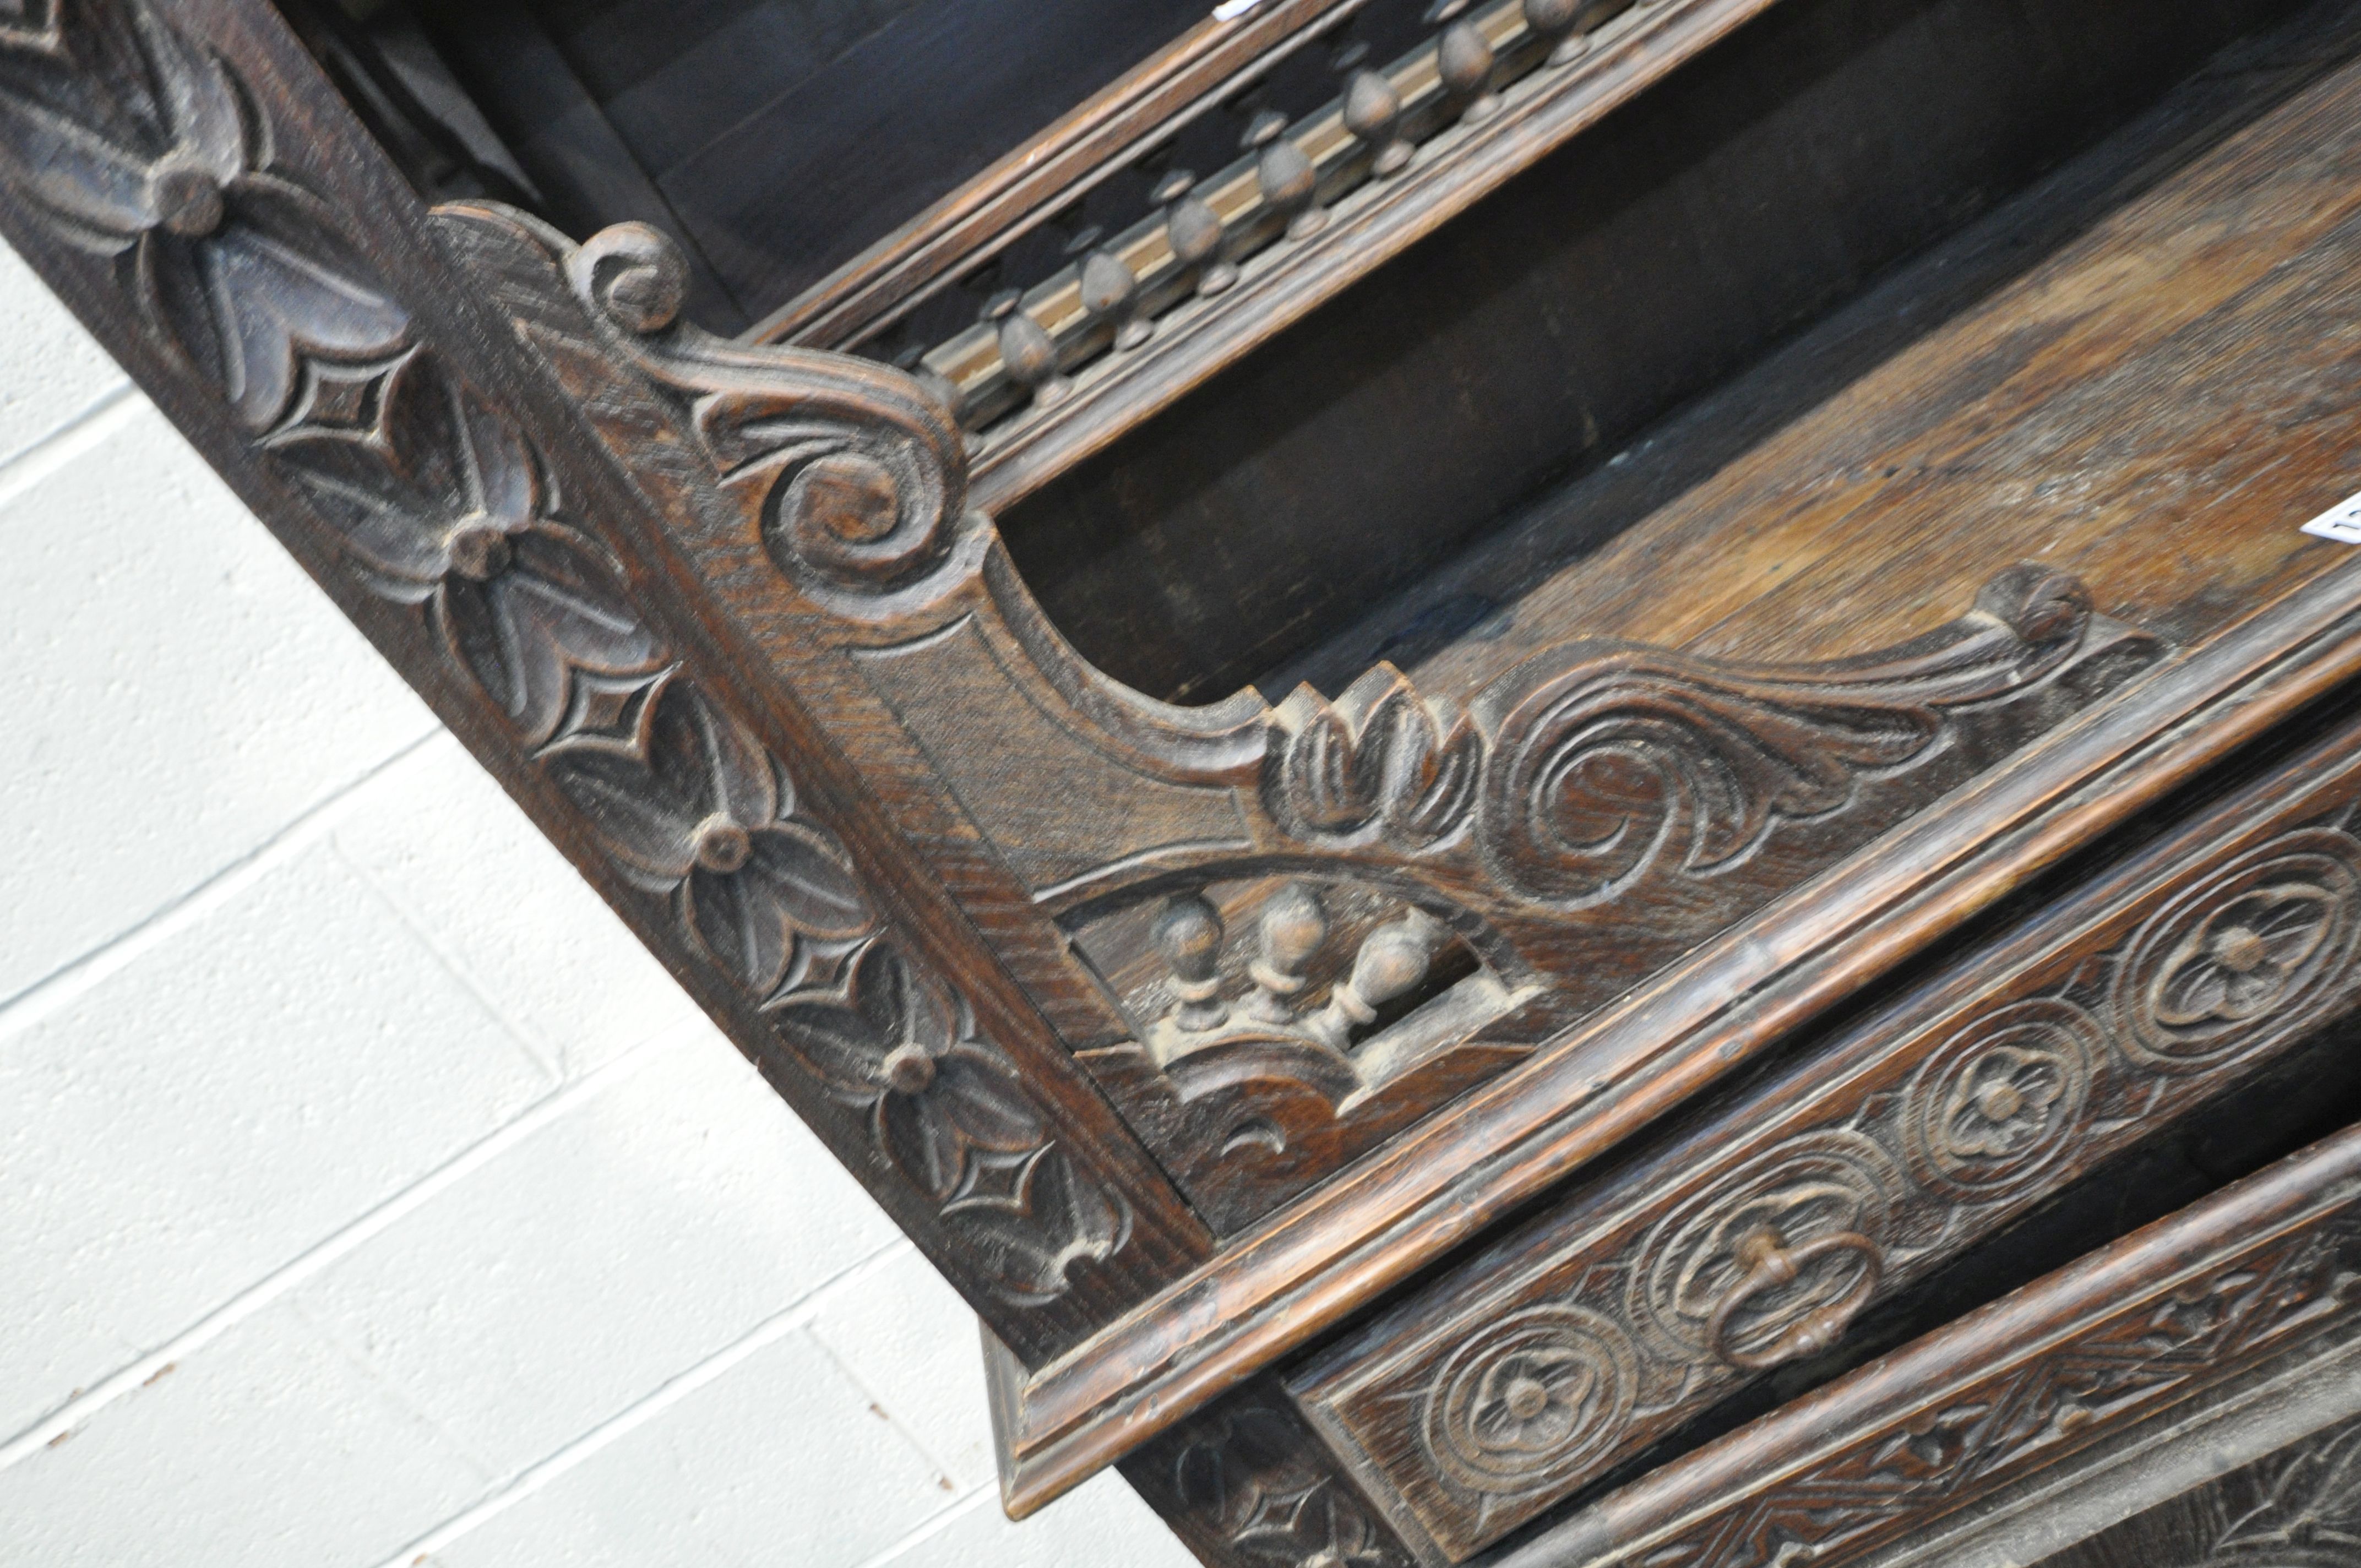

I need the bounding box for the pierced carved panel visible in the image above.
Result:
[1293,725,2361,1558]
[1069,874,1526,1232]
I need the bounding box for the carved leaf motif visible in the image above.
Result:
[773,940,1130,1304]
[2211,1420,2361,1564]
[0,1,407,427]
[1644,1224,2361,1568]
[269,350,664,741]
[541,673,874,1000]
[1268,665,1481,850]
[1171,1401,1413,1568]
[1477,565,2099,903]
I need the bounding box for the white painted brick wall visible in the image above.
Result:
[0,236,1195,1568]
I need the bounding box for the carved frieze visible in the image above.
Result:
[1631,1214,2361,1568]
[0,0,1155,1343]
[1294,732,2361,1558]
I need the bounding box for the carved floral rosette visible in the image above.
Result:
[0,0,1151,1338]
[1299,801,2361,1557]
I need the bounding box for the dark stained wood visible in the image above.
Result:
[1494,1119,2361,1568]
[980,24,2361,1507]
[1120,1376,1424,1568]
[752,0,1368,350]
[25,3,2361,1565]
[1292,703,2361,1558]
[1000,0,2322,706]
[2016,1408,2361,1568]
[0,0,1214,1368]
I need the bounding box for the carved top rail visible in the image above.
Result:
[764,0,1787,510]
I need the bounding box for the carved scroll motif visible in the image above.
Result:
[1267,565,2126,904]
[450,210,2170,1235]
[1296,805,2361,1558]
[0,0,1131,1319]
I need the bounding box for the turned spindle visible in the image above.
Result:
[1154,892,1230,1033]
[1435,13,1500,124]
[1247,883,1329,1024]
[1524,0,1591,64]
[1154,170,1238,298]
[1342,68,1414,178]
[1079,246,1153,351]
[1244,109,1326,241]
[982,290,1070,409]
[1308,908,1446,1048]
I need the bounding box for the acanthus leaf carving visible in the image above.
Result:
[1475,565,2100,905]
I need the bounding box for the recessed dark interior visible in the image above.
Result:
[276,0,1212,330]
[995,0,2313,705]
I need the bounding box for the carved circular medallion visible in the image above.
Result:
[691,814,755,874]
[1901,998,2101,1199]
[1628,1130,1902,1364]
[1423,1304,1640,1496]
[879,1043,938,1096]
[2110,829,2361,1073]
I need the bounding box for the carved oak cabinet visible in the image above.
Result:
[15,0,2361,1561]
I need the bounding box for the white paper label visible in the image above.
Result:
[2303,490,2361,545]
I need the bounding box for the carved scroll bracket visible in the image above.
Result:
[440,217,2169,1240]
[0,0,1222,1366]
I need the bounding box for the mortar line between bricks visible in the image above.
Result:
[0,728,440,1036]
[329,833,569,1085]
[362,1238,920,1568]
[855,1486,1003,1568]
[0,1023,688,1473]
[0,382,138,508]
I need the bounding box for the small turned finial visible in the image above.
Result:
[1079,247,1154,351]
[982,289,1071,409]
[1247,883,1329,1024]
[1434,14,1500,124]
[1524,0,1592,64]
[1342,69,1413,178]
[1244,110,1326,241]
[1154,892,1230,1033]
[1154,170,1238,298]
[1308,908,1445,1048]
